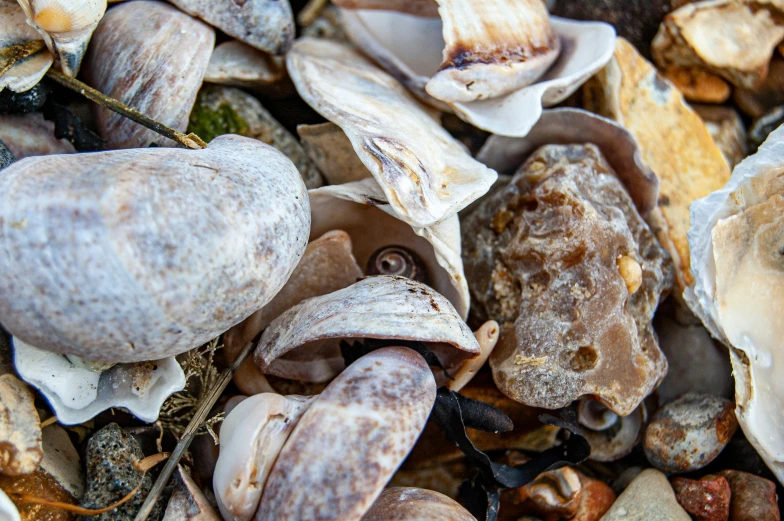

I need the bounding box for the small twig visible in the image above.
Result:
[134,452,171,473]
[12,480,143,515]
[45,68,207,149]
[297,0,329,26]
[0,40,46,78]
[133,340,257,521]
[40,416,58,428]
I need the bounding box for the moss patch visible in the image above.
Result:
[188,96,249,143]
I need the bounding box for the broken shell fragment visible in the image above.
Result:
[341,9,616,136]
[167,0,294,55]
[203,40,289,96]
[524,467,582,518]
[297,122,370,185]
[0,373,42,476]
[83,0,214,148]
[685,123,784,482]
[578,400,647,462]
[334,0,439,17]
[257,347,437,521]
[0,135,310,363]
[360,487,476,521]
[16,0,106,77]
[463,144,672,415]
[0,489,20,521]
[213,393,315,521]
[0,0,53,93]
[254,275,480,376]
[164,466,221,521]
[287,37,497,228]
[652,0,784,89]
[12,338,185,424]
[425,0,561,103]
[447,320,499,392]
[0,112,75,159]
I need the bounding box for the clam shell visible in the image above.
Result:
[476,108,660,216]
[167,0,294,55]
[0,0,53,92]
[0,373,42,476]
[257,347,437,521]
[0,135,310,363]
[213,394,315,521]
[253,275,479,375]
[83,1,214,149]
[361,488,476,521]
[203,40,289,96]
[12,338,185,424]
[341,9,615,136]
[287,37,497,228]
[0,489,20,521]
[0,112,75,158]
[297,122,370,185]
[333,0,439,17]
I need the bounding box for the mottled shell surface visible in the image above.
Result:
[0,373,42,476]
[257,347,437,521]
[287,37,497,228]
[361,487,476,521]
[167,0,294,55]
[83,1,214,148]
[0,0,53,92]
[333,0,439,17]
[0,135,310,363]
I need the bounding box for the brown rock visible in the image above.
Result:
[574,473,616,521]
[0,467,76,521]
[463,143,671,415]
[718,470,781,521]
[693,105,748,169]
[663,67,731,103]
[734,58,784,117]
[671,475,731,521]
[583,38,731,292]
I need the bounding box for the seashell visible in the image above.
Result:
[253,275,480,378]
[203,40,290,97]
[425,0,561,103]
[39,423,84,500]
[0,489,20,521]
[360,487,476,521]
[297,122,371,186]
[0,135,310,363]
[163,466,221,521]
[83,1,214,149]
[0,373,42,476]
[213,393,315,521]
[167,0,294,55]
[12,337,185,424]
[0,112,75,158]
[311,177,470,318]
[340,8,616,136]
[685,123,784,483]
[524,467,582,519]
[0,0,53,93]
[301,5,350,43]
[448,320,499,392]
[333,0,439,17]
[16,0,106,77]
[476,107,660,216]
[287,37,497,228]
[652,0,784,89]
[257,347,437,521]
[578,400,647,462]
[693,105,748,170]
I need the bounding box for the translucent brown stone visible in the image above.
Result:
[463,144,672,415]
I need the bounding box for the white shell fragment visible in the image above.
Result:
[287,37,497,228]
[0,112,75,159]
[311,177,470,318]
[341,9,616,136]
[167,0,294,55]
[0,0,53,92]
[448,320,499,392]
[686,124,784,482]
[0,489,21,521]
[214,393,315,521]
[254,275,480,375]
[0,135,310,363]
[203,40,288,96]
[40,423,84,499]
[13,338,185,425]
[0,372,42,476]
[16,0,107,77]
[83,0,214,148]
[333,0,439,17]
[164,466,221,521]
[257,347,437,521]
[426,0,560,103]
[476,108,660,216]
[361,487,476,521]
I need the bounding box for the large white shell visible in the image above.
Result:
[341,9,615,136]
[685,123,784,483]
[287,37,497,228]
[13,337,185,424]
[0,0,53,92]
[214,394,314,521]
[203,40,288,96]
[16,0,107,76]
[257,347,437,521]
[0,135,310,363]
[253,275,480,376]
[311,177,470,318]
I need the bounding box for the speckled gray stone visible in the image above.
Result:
[0,139,13,171]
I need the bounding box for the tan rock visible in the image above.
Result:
[734,57,784,117]
[662,66,731,103]
[0,374,42,476]
[583,38,730,291]
[599,469,690,521]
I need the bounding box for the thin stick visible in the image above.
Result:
[133,340,256,521]
[12,480,143,515]
[297,0,329,26]
[40,416,58,429]
[45,68,207,150]
[0,40,46,78]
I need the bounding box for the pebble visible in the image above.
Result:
[749,106,784,150]
[692,105,748,170]
[79,423,162,521]
[717,470,781,521]
[671,476,731,521]
[733,58,784,118]
[599,469,690,521]
[574,473,616,521]
[644,393,738,473]
[0,140,13,170]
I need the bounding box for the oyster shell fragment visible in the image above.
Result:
[0,0,53,93]
[287,37,497,228]
[0,373,42,476]
[685,123,784,482]
[203,40,289,96]
[334,0,439,17]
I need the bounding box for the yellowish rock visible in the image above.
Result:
[583,38,730,291]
